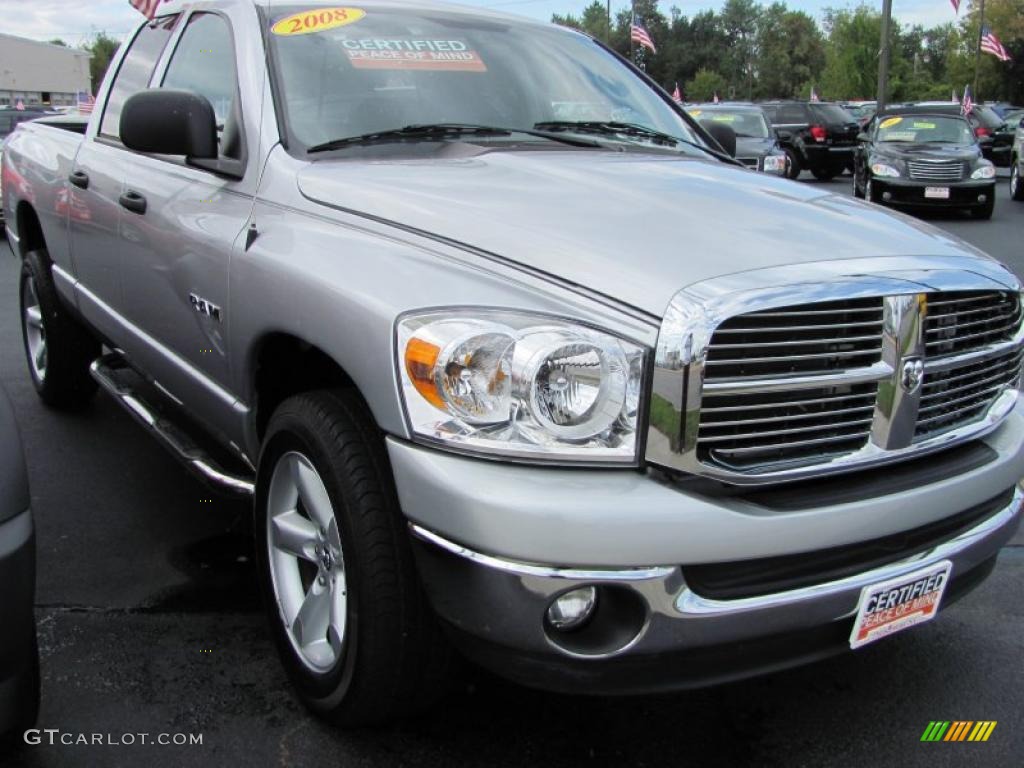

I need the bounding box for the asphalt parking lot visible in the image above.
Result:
[2,170,1023,768]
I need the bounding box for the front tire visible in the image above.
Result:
[19,250,100,410]
[1010,162,1024,201]
[255,390,450,727]
[865,178,881,204]
[784,148,802,179]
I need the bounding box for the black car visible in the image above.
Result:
[853,110,997,219]
[761,101,861,180]
[903,102,1012,167]
[0,387,38,746]
[686,104,787,175]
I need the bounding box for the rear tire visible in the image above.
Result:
[255,390,451,727]
[19,250,100,410]
[1010,162,1024,201]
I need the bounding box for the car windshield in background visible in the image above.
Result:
[877,115,974,144]
[265,6,703,154]
[813,104,856,123]
[687,108,769,138]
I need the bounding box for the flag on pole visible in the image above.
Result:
[712,92,720,104]
[15,99,24,111]
[76,91,95,115]
[671,82,682,103]
[961,84,973,116]
[950,0,960,14]
[129,0,166,19]
[810,86,820,102]
[630,16,657,54]
[980,26,1012,62]
[952,89,958,103]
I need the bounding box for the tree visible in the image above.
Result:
[82,32,121,95]
[720,0,760,99]
[685,68,728,102]
[756,5,826,98]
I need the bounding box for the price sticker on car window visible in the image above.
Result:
[271,7,365,36]
[912,122,936,129]
[712,115,736,122]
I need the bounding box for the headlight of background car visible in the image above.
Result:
[870,162,900,178]
[397,310,646,463]
[762,154,786,175]
[971,163,996,179]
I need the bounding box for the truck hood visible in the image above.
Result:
[297,149,997,316]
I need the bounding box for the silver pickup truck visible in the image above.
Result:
[3,0,1023,726]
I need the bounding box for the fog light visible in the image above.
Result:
[882,191,892,202]
[546,586,597,631]
[978,194,987,203]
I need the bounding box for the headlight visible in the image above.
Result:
[762,154,786,174]
[870,162,900,178]
[397,310,646,463]
[971,164,996,179]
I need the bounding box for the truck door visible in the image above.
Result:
[113,10,256,439]
[68,15,179,343]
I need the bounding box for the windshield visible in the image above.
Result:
[687,108,769,138]
[812,104,856,124]
[265,5,702,153]
[876,115,974,144]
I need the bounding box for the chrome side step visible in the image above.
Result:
[90,353,255,497]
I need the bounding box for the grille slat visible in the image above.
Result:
[908,160,963,182]
[924,291,1021,359]
[699,414,875,443]
[702,392,877,414]
[713,320,884,334]
[710,431,872,458]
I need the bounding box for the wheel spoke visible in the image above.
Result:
[328,573,347,656]
[290,455,334,531]
[271,509,319,562]
[292,583,330,649]
[36,346,47,372]
[25,306,43,329]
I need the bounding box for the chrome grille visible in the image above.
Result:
[705,298,884,378]
[648,278,1024,485]
[925,291,1021,357]
[699,383,878,468]
[915,347,1024,438]
[908,160,963,182]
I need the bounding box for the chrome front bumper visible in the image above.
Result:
[409,490,1020,693]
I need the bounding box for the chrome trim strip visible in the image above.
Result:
[647,261,1024,485]
[676,487,1022,616]
[409,524,676,581]
[702,361,893,395]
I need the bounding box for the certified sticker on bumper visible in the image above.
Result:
[849,560,952,649]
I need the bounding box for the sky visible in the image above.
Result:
[0,0,963,45]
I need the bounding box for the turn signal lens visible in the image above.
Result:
[405,337,444,409]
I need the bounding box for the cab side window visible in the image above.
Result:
[100,16,179,140]
[162,13,242,161]
[775,105,807,124]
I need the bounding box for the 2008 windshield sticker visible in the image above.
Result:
[271,7,365,36]
[344,39,487,72]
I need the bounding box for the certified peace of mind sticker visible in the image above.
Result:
[271,7,366,36]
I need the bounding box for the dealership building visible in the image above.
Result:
[0,33,92,108]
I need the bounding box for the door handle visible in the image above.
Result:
[119,190,147,215]
[68,170,89,189]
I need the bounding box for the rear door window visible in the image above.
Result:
[100,15,179,139]
[774,104,807,124]
[812,104,855,124]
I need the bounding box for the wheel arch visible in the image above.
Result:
[15,202,46,259]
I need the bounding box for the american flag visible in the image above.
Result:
[810,86,820,102]
[961,84,973,116]
[15,99,25,111]
[76,91,95,115]
[671,82,682,103]
[712,92,720,104]
[630,17,656,54]
[129,0,167,19]
[950,0,959,13]
[980,26,1012,62]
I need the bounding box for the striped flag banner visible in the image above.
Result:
[130,0,166,20]
[950,0,960,14]
[671,82,682,103]
[76,91,95,114]
[961,84,973,116]
[980,26,1012,62]
[630,16,656,54]
[920,721,997,742]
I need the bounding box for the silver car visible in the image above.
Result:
[2,0,1022,726]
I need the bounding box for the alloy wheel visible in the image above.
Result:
[266,451,348,672]
[22,276,47,381]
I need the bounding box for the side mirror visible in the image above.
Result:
[700,120,737,158]
[857,132,870,142]
[120,89,217,159]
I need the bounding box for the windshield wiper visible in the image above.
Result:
[307,123,599,153]
[533,120,736,162]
